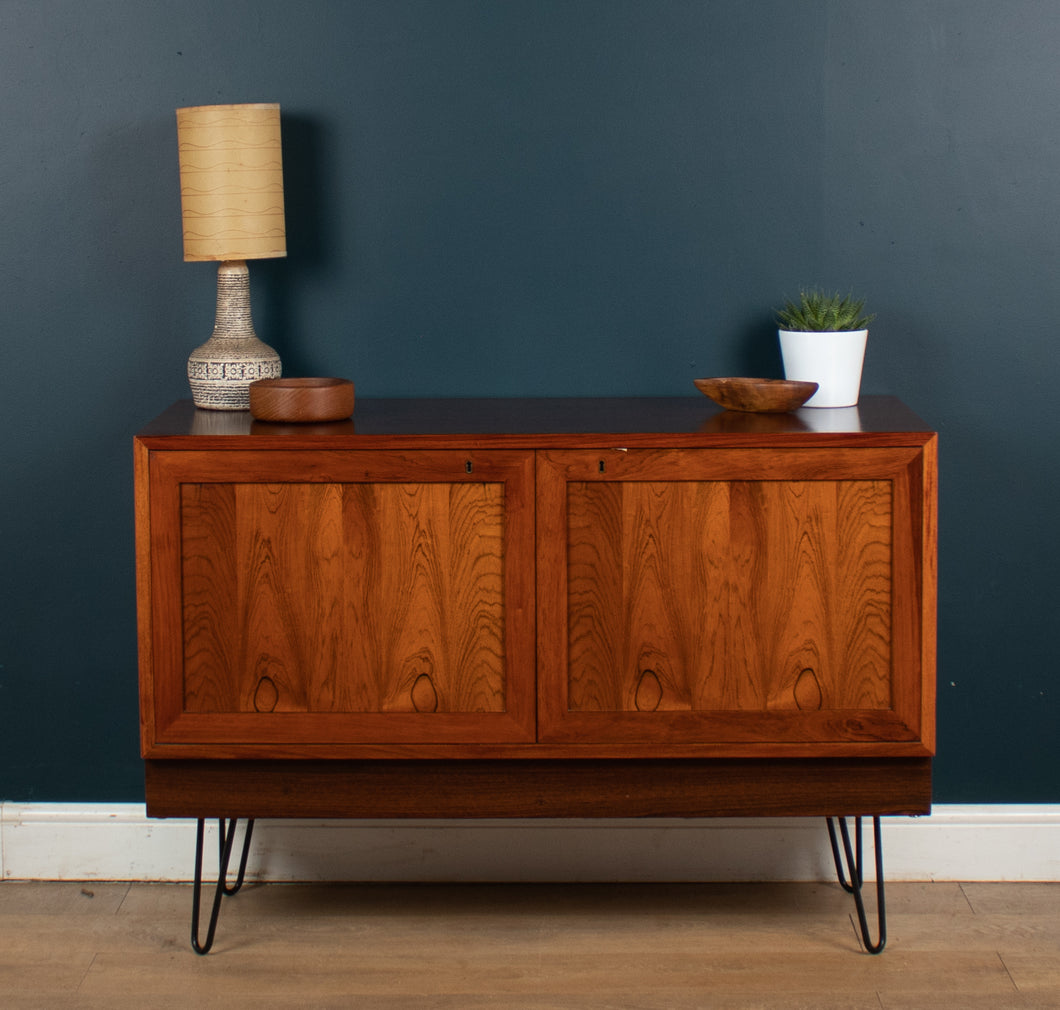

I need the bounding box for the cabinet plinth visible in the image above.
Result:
[136,397,936,817]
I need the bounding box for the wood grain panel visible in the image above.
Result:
[535,443,931,753]
[566,479,892,716]
[180,481,506,717]
[180,483,241,712]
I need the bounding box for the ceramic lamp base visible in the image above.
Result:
[188,260,281,411]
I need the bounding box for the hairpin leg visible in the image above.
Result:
[191,818,255,955]
[826,816,886,954]
[221,818,255,896]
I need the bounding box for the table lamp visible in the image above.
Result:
[177,103,286,410]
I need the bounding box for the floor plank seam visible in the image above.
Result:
[996,951,1021,994]
[76,951,100,994]
[847,912,864,953]
[112,881,133,916]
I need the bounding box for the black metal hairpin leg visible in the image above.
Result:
[826,815,886,954]
[191,818,255,955]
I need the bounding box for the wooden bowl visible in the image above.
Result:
[249,377,355,422]
[693,377,818,414]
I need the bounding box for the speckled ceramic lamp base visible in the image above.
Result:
[187,260,281,410]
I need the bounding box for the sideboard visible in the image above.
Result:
[135,396,937,953]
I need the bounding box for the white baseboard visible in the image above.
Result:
[2,803,1059,883]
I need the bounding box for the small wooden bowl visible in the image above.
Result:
[249,377,355,422]
[694,377,818,414]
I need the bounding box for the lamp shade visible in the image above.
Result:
[176,103,286,262]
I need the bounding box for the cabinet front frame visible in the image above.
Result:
[136,431,936,763]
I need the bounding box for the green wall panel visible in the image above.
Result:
[1,1,1056,801]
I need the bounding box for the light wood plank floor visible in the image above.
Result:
[0,880,1057,1008]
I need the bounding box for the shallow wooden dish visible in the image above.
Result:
[694,377,818,414]
[249,377,355,422]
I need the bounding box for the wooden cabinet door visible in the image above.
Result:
[536,446,936,757]
[138,449,535,756]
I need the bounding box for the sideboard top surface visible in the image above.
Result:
[137,395,933,450]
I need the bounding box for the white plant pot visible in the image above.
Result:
[778,328,868,408]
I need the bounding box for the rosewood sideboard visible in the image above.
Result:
[135,396,937,953]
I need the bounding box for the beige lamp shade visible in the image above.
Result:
[177,103,286,262]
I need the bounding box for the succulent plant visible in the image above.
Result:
[776,289,875,332]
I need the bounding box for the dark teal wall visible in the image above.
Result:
[2,2,1056,802]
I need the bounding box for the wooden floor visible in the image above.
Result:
[0,880,1057,1008]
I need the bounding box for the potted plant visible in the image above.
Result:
[775,289,875,407]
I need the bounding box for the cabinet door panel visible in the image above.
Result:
[566,479,892,714]
[538,447,933,756]
[144,450,535,754]
[181,481,507,715]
